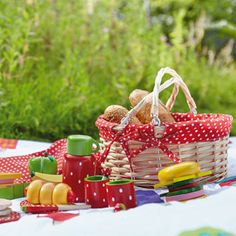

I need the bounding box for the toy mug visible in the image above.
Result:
[106,179,136,209]
[84,175,109,208]
[67,135,99,156]
[62,135,99,202]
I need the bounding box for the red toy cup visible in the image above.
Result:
[84,176,109,208]
[106,179,136,209]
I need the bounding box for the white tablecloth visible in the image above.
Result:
[0,139,236,236]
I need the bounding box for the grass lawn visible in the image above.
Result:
[0,0,235,141]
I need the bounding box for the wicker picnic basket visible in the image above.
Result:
[96,67,233,187]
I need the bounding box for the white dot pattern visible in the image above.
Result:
[95,113,232,163]
[0,139,67,184]
[1,113,232,184]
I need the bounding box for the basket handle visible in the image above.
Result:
[115,67,197,130]
[151,67,197,125]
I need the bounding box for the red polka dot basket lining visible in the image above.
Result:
[95,68,233,187]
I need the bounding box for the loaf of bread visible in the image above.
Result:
[129,89,175,124]
[103,105,141,124]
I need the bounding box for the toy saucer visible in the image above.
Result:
[165,189,205,202]
[0,208,12,216]
[0,199,12,210]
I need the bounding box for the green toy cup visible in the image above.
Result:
[67,135,100,156]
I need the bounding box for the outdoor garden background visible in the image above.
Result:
[0,0,236,142]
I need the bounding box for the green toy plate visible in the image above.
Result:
[161,185,203,197]
[168,179,195,188]
[168,181,201,192]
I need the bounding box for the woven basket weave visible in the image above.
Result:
[96,68,232,187]
[100,136,229,187]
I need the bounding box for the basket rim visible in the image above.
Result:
[96,112,233,130]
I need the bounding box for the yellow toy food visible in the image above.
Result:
[26,180,75,205]
[39,182,55,205]
[26,180,44,204]
[52,183,73,205]
[32,172,62,183]
[154,162,212,188]
[158,162,200,183]
[0,173,22,180]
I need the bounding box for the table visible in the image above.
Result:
[0,139,236,236]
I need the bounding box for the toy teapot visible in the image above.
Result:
[62,135,100,202]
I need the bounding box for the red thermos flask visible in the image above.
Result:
[62,135,100,202]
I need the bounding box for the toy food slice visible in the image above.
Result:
[158,162,200,183]
[0,179,15,185]
[32,172,62,183]
[26,181,75,205]
[173,170,212,183]
[52,183,74,205]
[28,155,57,177]
[154,162,212,188]
[26,180,44,204]
[0,173,21,180]
[39,182,55,205]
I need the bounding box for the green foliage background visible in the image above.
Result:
[0,0,236,141]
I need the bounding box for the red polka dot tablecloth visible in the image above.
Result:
[0,139,66,183]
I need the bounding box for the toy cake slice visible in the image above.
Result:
[0,173,21,180]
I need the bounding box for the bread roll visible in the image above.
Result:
[129,89,175,124]
[104,105,141,124]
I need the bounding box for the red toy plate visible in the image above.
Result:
[0,212,20,224]
[168,181,201,192]
[20,200,58,214]
[165,189,205,202]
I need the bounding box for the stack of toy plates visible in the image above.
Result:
[0,173,29,200]
[0,199,20,224]
[160,178,206,202]
[154,162,212,202]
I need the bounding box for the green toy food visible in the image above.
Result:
[28,154,57,177]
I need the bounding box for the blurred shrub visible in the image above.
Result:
[0,0,235,141]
